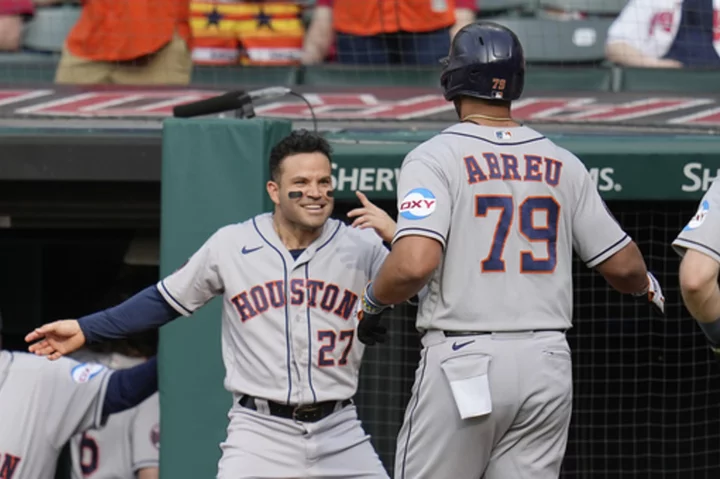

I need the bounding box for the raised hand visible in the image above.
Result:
[347,191,397,243]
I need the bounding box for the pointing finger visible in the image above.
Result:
[355,191,371,206]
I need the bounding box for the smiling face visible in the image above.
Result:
[267,151,334,232]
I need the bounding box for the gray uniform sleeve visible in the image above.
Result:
[44,358,112,448]
[571,167,631,268]
[157,228,226,316]
[131,392,160,472]
[672,179,720,262]
[392,154,452,249]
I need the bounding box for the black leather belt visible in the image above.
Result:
[444,329,565,337]
[238,395,353,423]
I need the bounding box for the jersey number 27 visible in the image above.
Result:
[476,195,559,273]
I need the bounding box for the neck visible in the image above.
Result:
[272,213,323,250]
[460,100,518,127]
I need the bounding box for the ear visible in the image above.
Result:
[266,180,280,206]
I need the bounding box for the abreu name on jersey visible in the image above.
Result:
[464,152,563,187]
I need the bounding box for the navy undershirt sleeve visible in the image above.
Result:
[78,285,179,344]
[102,356,158,417]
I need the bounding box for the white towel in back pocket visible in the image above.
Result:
[440,353,492,420]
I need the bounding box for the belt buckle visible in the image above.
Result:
[292,404,323,422]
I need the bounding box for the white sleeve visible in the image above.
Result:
[393,154,452,249]
[672,179,720,263]
[43,358,112,448]
[571,167,631,268]
[157,228,226,316]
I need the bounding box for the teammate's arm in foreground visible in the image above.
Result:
[356,154,448,345]
[672,180,720,360]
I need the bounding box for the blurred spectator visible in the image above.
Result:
[302,0,476,65]
[605,0,720,68]
[191,0,305,66]
[0,0,35,51]
[55,0,193,85]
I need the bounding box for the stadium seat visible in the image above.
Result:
[618,67,720,93]
[477,0,537,15]
[301,65,442,88]
[0,53,58,83]
[539,0,628,15]
[22,5,81,53]
[525,65,612,91]
[491,17,613,63]
[192,66,301,87]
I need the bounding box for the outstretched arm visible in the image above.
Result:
[28,228,226,359]
[27,286,178,360]
[79,286,179,343]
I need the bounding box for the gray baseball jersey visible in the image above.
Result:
[157,213,388,405]
[69,351,160,479]
[672,178,720,260]
[391,122,628,479]
[0,351,111,479]
[393,122,631,333]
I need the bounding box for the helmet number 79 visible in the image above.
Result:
[492,78,507,91]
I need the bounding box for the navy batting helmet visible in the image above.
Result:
[440,21,525,102]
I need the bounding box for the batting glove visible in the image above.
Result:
[357,283,391,346]
[633,271,665,316]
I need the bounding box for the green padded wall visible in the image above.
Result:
[158,118,292,479]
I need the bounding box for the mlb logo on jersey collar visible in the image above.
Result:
[495,130,512,140]
[399,188,437,220]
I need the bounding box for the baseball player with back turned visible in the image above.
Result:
[26,130,397,479]
[357,21,666,479]
[0,312,159,479]
[672,178,720,363]
[69,334,160,479]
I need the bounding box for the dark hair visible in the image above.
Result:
[269,129,332,182]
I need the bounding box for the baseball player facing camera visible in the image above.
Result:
[359,20,665,479]
[26,130,396,479]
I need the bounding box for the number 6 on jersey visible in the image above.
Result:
[475,195,560,273]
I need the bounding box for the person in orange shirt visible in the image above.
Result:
[302,0,476,65]
[190,0,305,66]
[55,0,193,85]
